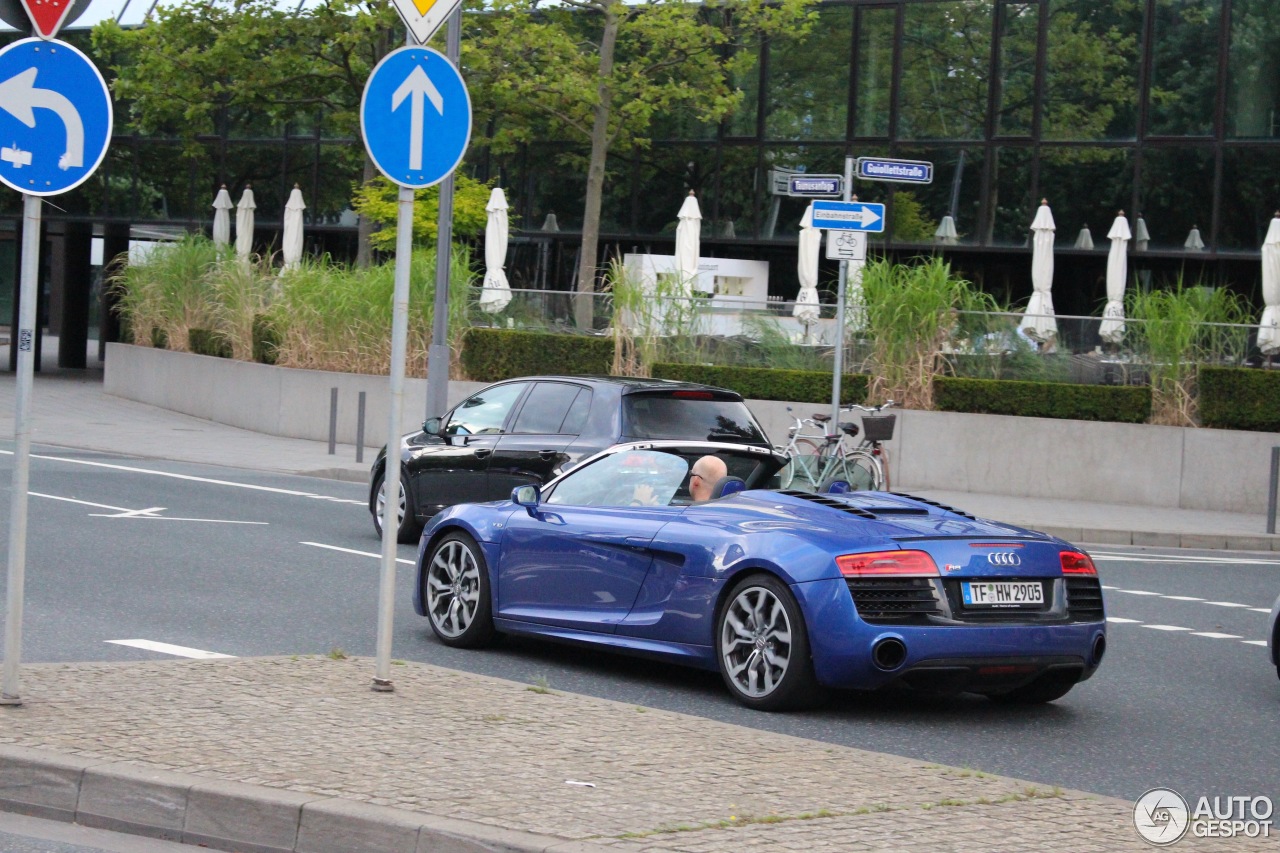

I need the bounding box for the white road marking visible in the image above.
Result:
[1143,624,1192,631]
[1164,595,1204,602]
[1205,601,1252,608]
[1107,617,1141,623]
[3,449,366,505]
[1102,617,1265,648]
[1191,632,1242,639]
[302,541,414,565]
[1242,640,1269,647]
[1102,585,1269,613]
[106,639,235,659]
[1108,589,1162,596]
[32,491,267,525]
[1091,551,1280,566]
[1248,608,1271,614]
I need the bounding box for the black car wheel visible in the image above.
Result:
[716,574,822,711]
[423,531,496,648]
[372,469,421,544]
[986,670,1078,704]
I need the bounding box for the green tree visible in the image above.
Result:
[466,0,816,326]
[352,175,492,251]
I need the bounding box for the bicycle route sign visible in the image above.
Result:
[361,46,471,189]
[0,38,112,197]
[826,230,867,261]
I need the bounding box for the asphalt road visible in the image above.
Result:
[1,444,1277,809]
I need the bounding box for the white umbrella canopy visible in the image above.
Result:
[1018,199,1058,343]
[674,190,703,295]
[934,215,958,245]
[1074,225,1094,250]
[1259,213,1280,355]
[479,188,513,315]
[793,203,821,328]
[234,186,256,260]
[212,185,232,247]
[1184,226,1205,251]
[282,185,306,272]
[1134,216,1150,252]
[1099,212,1131,344]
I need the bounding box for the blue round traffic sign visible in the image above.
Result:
[0,38,112,197]
[361,46,471,189]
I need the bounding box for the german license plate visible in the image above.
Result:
[961,581,1044,608]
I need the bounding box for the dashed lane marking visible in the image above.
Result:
[31,491,268,525]
[1105,616,1264,648]
[106,639,235,659]
[1,449,366,505]
[301,542,414,565]
[1103,585,1271,613]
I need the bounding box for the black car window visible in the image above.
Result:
[622,394,767,444]
[446,383,527,436]
[511,382,585,434]
[560,387,593,435]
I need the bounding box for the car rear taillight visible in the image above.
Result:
[671,390,715,400]
[1060,551,1097,575]
[838,550,940,577]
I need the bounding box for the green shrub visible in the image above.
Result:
[1198,367,1280,432]
[934,376,1150,423]
[188,328,232,359]
[652,363,869,404]
[252,313,281,365]
[150,327,168,349]
[461,328,614,381]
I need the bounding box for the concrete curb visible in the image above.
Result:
[0,744,614,853]
[1035,525,1280,552]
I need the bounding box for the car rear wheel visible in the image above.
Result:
[986,671,1078,704]
[424,532,495,648]
[716,574,821,711]
[372,469,421,544]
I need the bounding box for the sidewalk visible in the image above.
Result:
[0,369,1277,853]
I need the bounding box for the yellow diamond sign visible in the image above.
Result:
[392,0,460,45]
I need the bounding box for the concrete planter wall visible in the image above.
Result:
[105,343,1278,514]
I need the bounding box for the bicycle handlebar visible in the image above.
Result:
[841,400,897,414]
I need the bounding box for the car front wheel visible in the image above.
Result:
[372,469,421,544]
[716,574,821,711]
[423,532,495,648]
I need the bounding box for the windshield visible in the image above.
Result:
[622,394,767,444]
[546,450,689,508]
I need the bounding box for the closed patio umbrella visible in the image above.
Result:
[1018,199,1058,344]
[1134,216,1150,252]
[1074,224,1094,250]
[234,186,256,261]
[1185,226,1205,251]
[212,185,232,247]
[479,188,512,314]
[674,190,703,295]
[282,184,306,272]
[1259,213,1280,355]
[1099,212,1131,344]
[793,203,821,337]
[934,215,958,245]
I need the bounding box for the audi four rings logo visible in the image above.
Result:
[987,552,1021,566]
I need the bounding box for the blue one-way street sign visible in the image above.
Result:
[856,157,933,184]
[811,200,886,232]
[361,46,471,189]
[0,38,111,197]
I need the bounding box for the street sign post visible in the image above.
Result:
[811,200,886,232]
[787,174,842,198]
[389,0,463,49]
[361,43,470,693]
[856,157,933,184]
[826,230,867,261]
[361,46,471,190]
[1,36,110,705]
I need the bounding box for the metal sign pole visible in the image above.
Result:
[830,155,854,427]
[2,193,42,705]
[373,185,416,692]
[425,8,462,423]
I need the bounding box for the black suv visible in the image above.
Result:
[370,375,770,541]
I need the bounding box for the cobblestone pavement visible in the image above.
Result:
[1,657,1270,852]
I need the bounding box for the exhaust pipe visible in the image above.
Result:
[871,636,907,671]
[1091,634,1107,666]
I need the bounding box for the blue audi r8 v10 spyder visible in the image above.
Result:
[413,441,1107,710]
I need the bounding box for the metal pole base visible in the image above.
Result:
[371,678,395,693]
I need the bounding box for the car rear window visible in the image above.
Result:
[622,393,767,444]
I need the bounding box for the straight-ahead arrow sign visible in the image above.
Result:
[391,65,443,172]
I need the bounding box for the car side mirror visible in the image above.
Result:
[422,417,442,436]
[512,484,540,509]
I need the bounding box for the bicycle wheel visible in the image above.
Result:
[780,438,822,490]
[840,450,883,490]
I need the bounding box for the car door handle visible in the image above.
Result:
[538,450,558,459]
[473,448,492,459]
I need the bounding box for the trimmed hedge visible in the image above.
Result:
[188,328,231,359]
[252,313,281,365]
[1199,367,1280,432]
[461,327,614,381]
[652,363,869,404]
[934,376,1151,423]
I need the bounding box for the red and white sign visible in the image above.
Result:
[20,0,77,38]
